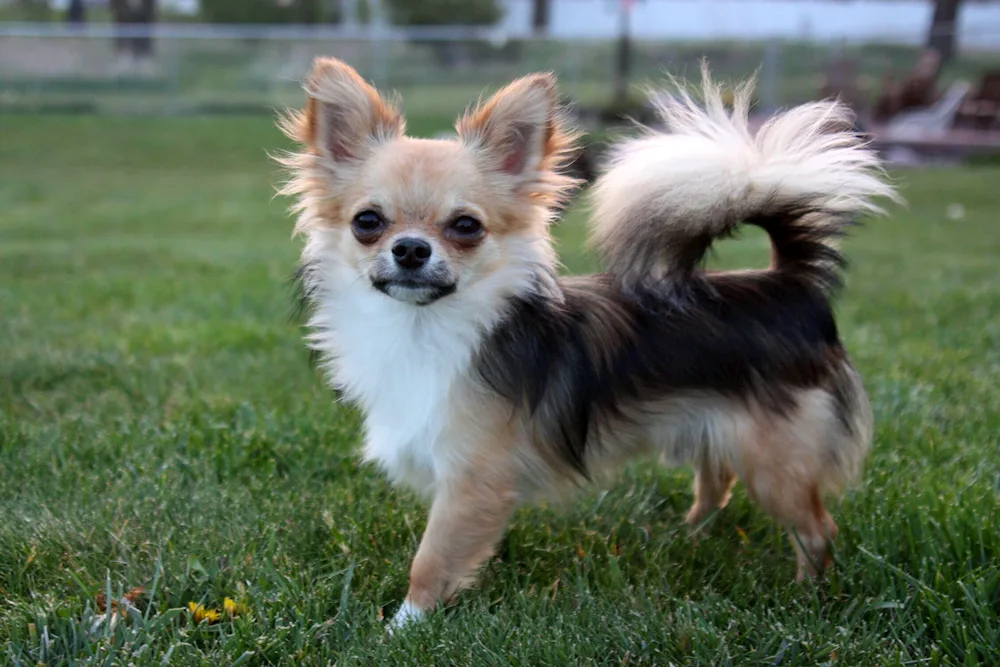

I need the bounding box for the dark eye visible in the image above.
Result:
[351,210,385,243]
[447,216,484,237]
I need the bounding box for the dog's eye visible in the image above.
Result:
[447,216,484,238]
[352,210,385,242]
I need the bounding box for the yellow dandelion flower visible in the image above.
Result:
[223,597,248,618]
[187,601,221,624]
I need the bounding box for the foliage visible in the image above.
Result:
[5,0,53,21]
[384,0,502,26]
[199,0,340,24]
[355,0,373,25]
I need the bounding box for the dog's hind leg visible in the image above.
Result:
[746,471,838,580]
[740,393,844,580]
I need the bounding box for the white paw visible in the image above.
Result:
[386,600,425,634]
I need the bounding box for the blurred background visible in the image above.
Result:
[2,0,999,162]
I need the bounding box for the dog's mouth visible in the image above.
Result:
[371,277,457,306]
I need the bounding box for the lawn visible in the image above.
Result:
[1,115,999,665]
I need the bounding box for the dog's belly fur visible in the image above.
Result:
[628,376,871,492]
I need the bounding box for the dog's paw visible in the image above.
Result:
[386,600,425,634]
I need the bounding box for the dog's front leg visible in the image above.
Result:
[389,462,519,630]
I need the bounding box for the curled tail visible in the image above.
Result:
[590,66,898,294]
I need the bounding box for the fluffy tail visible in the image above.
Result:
[590,66,898,294]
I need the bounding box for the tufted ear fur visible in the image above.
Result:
[456,73,580,207]
[299,57,404,163]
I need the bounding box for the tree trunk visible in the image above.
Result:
[111,0,157,58]
[531,0,550,36]
[926,0,962,63]
[613,1,632,106]
[67,0,86,24]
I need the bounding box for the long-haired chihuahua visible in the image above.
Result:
[277,58,896,628]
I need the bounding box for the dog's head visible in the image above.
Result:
[279,58,579,306]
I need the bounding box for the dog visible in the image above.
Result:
[276,58,896,629]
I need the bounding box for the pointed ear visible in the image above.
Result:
[302,57,404,163]
[457,73,577,193]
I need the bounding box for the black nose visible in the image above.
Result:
[391,237,432,270]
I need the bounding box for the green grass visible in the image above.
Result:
[1,115,999,665]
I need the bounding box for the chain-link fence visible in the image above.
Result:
[2,23,999,125]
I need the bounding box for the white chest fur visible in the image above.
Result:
[301,230,552,495]
[304,254,488,495]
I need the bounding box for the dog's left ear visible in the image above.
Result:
[457,73,577,197]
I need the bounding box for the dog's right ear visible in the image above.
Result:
[301,58,404,163]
